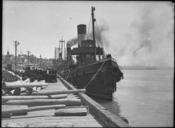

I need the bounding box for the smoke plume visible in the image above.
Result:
[67,21,110,49]
[87,21,110,48]
[109,3,174,67]
[67,37,78,47]
[66,3,174,67]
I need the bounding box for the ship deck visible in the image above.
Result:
[2,79,102,127]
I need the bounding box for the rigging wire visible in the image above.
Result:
[87,16,92,40]
[95,21,102,47]
[84,61,106,89]
[95,20,107,56]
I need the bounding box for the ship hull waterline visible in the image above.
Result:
[61,58,123,100]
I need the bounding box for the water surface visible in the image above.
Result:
[98,69,174,127]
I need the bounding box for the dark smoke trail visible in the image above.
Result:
[67,37,78,47]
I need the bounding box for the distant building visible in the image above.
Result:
[55,47,62,60]
[54,46,67,60]
[2,50,54,70]
[2,51,14,69]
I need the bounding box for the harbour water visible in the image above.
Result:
[97,68,174,127]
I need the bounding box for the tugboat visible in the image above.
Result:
[59,7,123,100]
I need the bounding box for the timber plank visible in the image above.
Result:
[2,105,66,116]
[5,98,81,106]
[2,105,28,117]
[2,114,102,127]
[28,122,74,127]
[31,89,86,95]
[54,107,87,116]
[5,82,48,88]
[2,94,67,100]
[1,79,103,127]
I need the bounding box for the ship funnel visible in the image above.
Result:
[77,24,86,47]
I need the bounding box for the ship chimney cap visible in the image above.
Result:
[77,24,86,34]
[77,24,86,27]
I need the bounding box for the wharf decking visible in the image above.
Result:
[2,77,129,127]
[2,79,102,127]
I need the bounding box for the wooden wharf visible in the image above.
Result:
[2,76,129,127]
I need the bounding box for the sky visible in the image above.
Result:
[3,1,174,67]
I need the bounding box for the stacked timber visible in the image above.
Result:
[2,79,48,96]
[2,88,88,120]
[5,80,48,88]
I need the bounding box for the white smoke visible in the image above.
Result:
[66,3,174,67]
[87,21,110,48]
[105,3,174,67]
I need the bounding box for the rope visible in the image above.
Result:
[66,69,71,80]
[84,61,106,89]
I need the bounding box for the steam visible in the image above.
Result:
[67,21,110,49]
[67,37,78,47]
[87,21,110,48]
[110,3,174,67]
[66,3,174,67]
[132,7,154,56]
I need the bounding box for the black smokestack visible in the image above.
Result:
[77,24,86,47]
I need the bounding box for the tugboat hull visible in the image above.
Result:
[66,59,123,100]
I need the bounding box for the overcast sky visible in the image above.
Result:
[3,1,174,67]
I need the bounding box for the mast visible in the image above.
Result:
[59,38,65,60]
[40,54,42,67]
[14,40,20,70]
[27,51,30,66]
[91,6,96,60]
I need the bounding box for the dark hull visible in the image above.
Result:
[64,58,123,100]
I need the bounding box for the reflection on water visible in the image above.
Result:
[95,69,174,127]
[91,97,121,115]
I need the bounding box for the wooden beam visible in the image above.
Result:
[2,104,66,116]
[2,105,87,118]
[5,82,48,88]
[5,99,81,106]
[28,123,74,127]
[3,123,29,127]
[54,107,87,116]
[3,122,74,127]
[31,89,86,95]
[2,105,28,117]
[2,94,67,101]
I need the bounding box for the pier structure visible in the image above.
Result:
[2,75,129,127]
